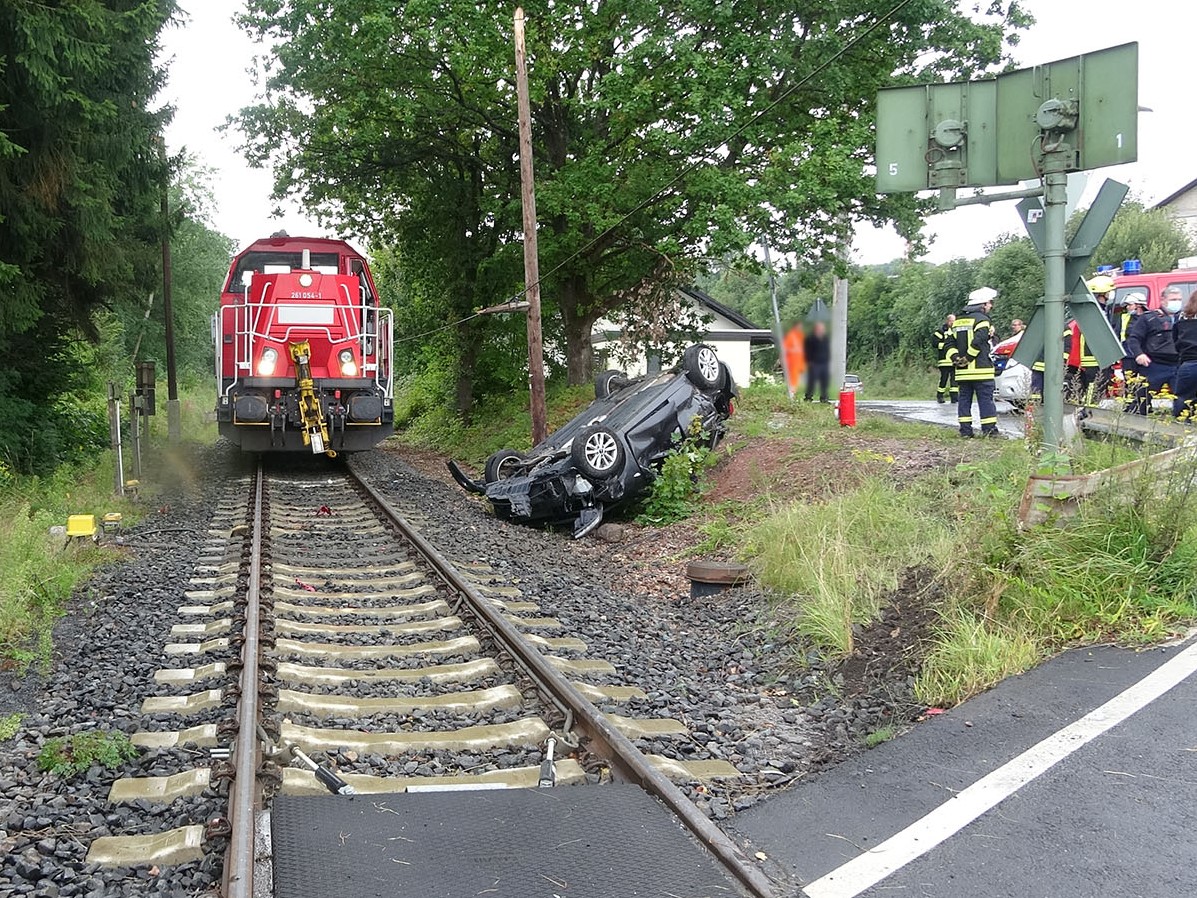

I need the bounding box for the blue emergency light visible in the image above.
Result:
[1122,259,1142,274]
[1095,265,1116,274]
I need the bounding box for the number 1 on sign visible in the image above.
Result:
[1116,133,1123,149]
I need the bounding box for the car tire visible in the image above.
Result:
[484,449,525,484]
[571,425,625,480]
[683,344,722,389]
[595,369,631,399]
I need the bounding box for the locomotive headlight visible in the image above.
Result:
[338,349,358,377]
[298,273,314,287]
[257,347,279,376]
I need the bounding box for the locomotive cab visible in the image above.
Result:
[213,236,394,455]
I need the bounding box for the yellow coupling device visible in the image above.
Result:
[288,341,335,457]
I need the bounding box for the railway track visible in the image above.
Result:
[83,460,775,897]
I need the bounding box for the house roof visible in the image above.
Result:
[1153,178,1197,210]
[678,285,764,330]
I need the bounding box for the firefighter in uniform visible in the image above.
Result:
[1117,292,1148,401]
[1126,292,1179,414]
[1087,275,1117,398]
[934,314,958,403]
[946,287,999,438]
[1063,319,1099,403]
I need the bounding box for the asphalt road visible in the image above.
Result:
[859,399,1027,440]
[732,636,1197,898]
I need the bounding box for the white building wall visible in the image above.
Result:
[591,338,755,387]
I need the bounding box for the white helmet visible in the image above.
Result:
[965,286,997,308]
[1123,292,1148,307]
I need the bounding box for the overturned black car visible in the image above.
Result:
[448,344,736,537]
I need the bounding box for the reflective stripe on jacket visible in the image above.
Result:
[946,312,994,381]
[1064,322,1098,369]
[933,328,953,367]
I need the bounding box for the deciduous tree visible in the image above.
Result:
[237,0,1029,401]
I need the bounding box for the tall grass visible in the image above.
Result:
[914,610,1040,706]
[0,457,139,669]
[915,450,1197,704]
[746,478,955,656]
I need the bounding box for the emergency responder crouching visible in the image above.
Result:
[1117,292,1148,404]
[934,314,958,404]
[1126,292,1179,415]
[946,287,1000,438]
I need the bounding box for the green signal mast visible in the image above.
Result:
[875,42,1140,458]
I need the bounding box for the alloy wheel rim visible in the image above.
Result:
[584,432,619,471]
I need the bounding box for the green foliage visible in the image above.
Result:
[704,197,1194,379]
[0,713,23,741]
[915,447,1197,707]
[0,0,183,475]
[746,478,955,657]
[129,168,236,382]
[863,725,898,748]
[1088,200,1195,274]
[637,424,718,525]
[980,470,1197,645]
[979,235,1044,331]
[237,0,1025,396]
[37,729,137,778]
[915,610,1040,707]
[1,457,141,668]
[398,377,594,466]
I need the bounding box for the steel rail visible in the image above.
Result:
[224,463,265,898]
[348,462,776,898]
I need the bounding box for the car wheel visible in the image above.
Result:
[683,344,722,389]
[484,449,525,484]
[595,369,630,399]
[571,425,625,480]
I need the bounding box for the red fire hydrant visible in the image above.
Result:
[837,387,856,427]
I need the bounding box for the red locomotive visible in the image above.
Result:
[212,234,393,455]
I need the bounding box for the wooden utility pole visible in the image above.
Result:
[158,138,181,443]
[514,7,548,446]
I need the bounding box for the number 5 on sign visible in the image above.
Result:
[888,163,898,176]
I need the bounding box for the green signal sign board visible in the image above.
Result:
[875,42,1138,193]
[996,43,1139,183]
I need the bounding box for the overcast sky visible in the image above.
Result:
[159,1,1197,263]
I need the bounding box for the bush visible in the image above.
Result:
[37,729,137,777]
[638,422,719,525]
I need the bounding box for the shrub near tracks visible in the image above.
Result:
[689,387,1197,710]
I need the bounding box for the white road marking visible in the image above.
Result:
[804,638,1197,898]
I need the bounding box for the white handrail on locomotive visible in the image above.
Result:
[220,277,393,402]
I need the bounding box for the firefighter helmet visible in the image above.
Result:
[1123,292,1148,307]
[965,286,997,307]
[1087,274,1116,294]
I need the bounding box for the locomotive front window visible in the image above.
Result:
[225,251,341,291]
